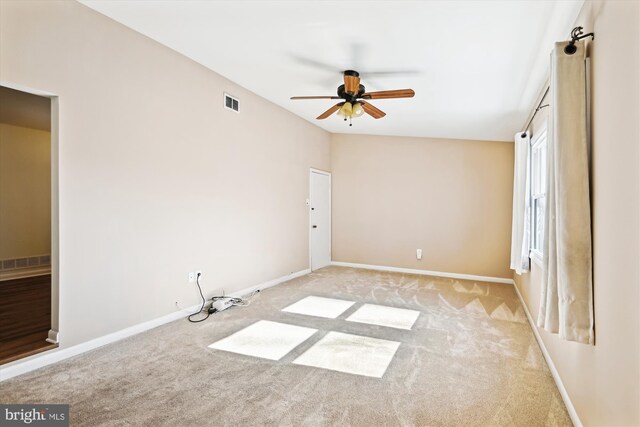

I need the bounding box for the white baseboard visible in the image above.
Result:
[0,266,51,281]
[512,282,582,427]
[0,268,310,382]
[330,261,514,284]
[231,268,310,297]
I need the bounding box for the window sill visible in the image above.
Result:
[529,250,543,268]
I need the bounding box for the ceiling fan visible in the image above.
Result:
[290,70,415,126]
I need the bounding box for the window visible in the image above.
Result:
[530,129,547,260]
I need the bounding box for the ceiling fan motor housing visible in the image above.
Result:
[337,84,366,102]
[342,69,362,98]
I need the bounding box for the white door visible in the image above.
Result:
[310,169,331,271]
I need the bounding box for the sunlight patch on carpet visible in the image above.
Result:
[293,331,400,378]
[282,296,355,319]
[208,320,317,360]
[346,303,420,330]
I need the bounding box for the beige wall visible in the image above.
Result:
[0,0,331,347]
[514,1,640,425]
[0,123,51,259]
[331,134,513,278]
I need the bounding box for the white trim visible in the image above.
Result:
[309,167,331,176]
[0,81,61,357]
[0,80,58,97]
[46,329,59,345]
[50,95,60,341]
[0,268,310,382]
[529,250,543,268]
[530,125,548,255]
[0,267,51,281]
[229,268,310,297]
[330,261,514,284]
[512,281,583,427]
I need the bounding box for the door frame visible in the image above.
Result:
[309,168,331,271]
[1,80,60,345]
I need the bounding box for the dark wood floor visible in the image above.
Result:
[0,274,56,365]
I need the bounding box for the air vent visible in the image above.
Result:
[224,93,239,113]
[0,254,51,271]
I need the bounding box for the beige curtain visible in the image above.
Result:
[537,40,594,345]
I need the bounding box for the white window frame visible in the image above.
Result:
[529,124,547,266]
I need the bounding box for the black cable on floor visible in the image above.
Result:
[188,273,211,323]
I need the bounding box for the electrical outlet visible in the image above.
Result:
[188,272,195,283]
[416,249,423,260]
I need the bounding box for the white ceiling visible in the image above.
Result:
[80,0,583,141]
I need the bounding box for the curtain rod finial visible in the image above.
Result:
[566,26,595,54]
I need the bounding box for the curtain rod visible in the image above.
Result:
[520,27,594,137]
[521,86,549,138]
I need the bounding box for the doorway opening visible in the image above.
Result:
[309,168,331,271]
[0,84,59,364]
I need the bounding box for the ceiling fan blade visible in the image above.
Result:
[359,70,421,77]
[360,101,386,119]
[361,89,415,100]
[317,102,345,120]
[291,96,341,100]
[289,54,342,74]
[344,74,360,95]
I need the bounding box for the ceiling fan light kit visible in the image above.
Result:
[290,69,415,126]
[337,102,353,117]
[351,102,364,117]
[336,101,365,126]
